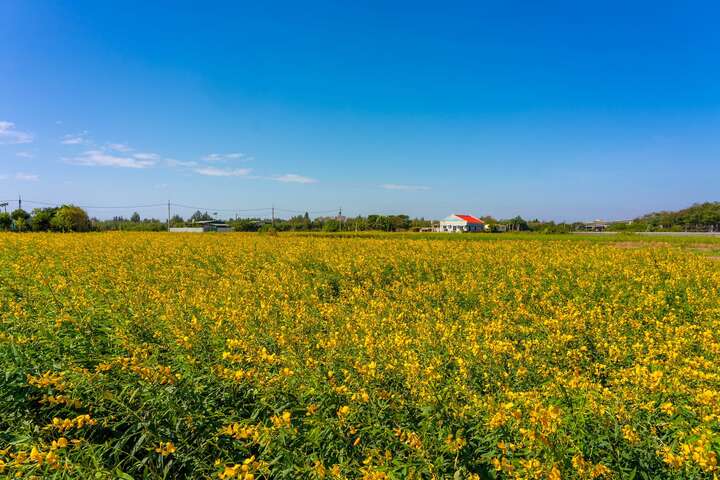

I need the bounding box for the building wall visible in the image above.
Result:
[439,221,465,232]
[168,227,205,233]
[439,220,484,232]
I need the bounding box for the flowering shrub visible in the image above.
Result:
[0,233,718,478]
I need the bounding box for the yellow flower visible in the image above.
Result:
[155,441,176,456]
[548,465,561,480]
[621,425,640,444]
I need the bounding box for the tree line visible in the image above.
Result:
[609,202,720,232]
[3,202,718,233]
[1,206,93,232]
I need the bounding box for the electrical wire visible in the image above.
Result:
[24,200,167,209]
[170,203,271,213]
[8,198,348,217]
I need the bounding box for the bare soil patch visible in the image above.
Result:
[687,243,719,252]
[612,242,667,249]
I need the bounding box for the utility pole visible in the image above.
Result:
[167,200,171,231]
[271,205,275,228]
[338,207,342,231]
[18,194,21,211]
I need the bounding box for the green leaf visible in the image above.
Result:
[114,468,135,480]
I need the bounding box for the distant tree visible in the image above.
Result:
[11,208,30,222]
[14,217,28,231]
[0,212,11,231]
[633,202,720,232]
[322,219,340,232]
[367,215,390,231]
[190,210,213,222]
[353,216,368,231]
[505,216,529,232]
[231,218,262,232]
[169,214,185,227]
[50,205,90,232]
[130,212,141,222]
[10,209,30,231]
[31,207,58,231]
[389,215,411,231]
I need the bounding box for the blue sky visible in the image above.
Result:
[1,1,718,221]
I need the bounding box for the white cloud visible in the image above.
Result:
[133,152,161,161]
[66,150,156,169]
[16,152,33,158]
[194,166,252,177]
[61,131,90,145]
[0,172,38,181]
[381,183,430,191]
[202,152,247,162]
[0,121,33,144]
[15,172,39,181]
[107,143,133,152]
[272,174,318,184]
[166,159,198,168]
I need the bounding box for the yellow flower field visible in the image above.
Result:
[1,233,719,479]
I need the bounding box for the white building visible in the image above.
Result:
[438,214,486,233]
[169,220,232,233]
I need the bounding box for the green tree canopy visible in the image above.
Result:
[50,205,91,232]
[0,212,11,231]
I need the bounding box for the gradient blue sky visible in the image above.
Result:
[1,1,718,221]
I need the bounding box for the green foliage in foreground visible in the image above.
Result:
[1,233,719,479]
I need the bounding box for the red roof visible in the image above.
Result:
[455,214,485,224]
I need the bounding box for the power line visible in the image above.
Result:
[170,203,271,213]
[9,197,360,218]
[23,199,167,209]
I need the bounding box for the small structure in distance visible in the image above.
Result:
[579,219,633,232]
[437,214,486,233]
[169,220,232,233]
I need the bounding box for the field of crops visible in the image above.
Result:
[1,233,719,479]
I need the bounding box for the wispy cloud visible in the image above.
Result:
[16,152,34,158]
[15,172,39,181]
[194,166,252,177]
[166,159,199,168]
[202,152,247,162]
[133,152,161,161]
[0,172,40,181]
[61,131,90,145]
[273,173,318,184]
[65,150,156,169]
[381,183,430,191]
[0,121,33,144]
[107,143,132,152]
